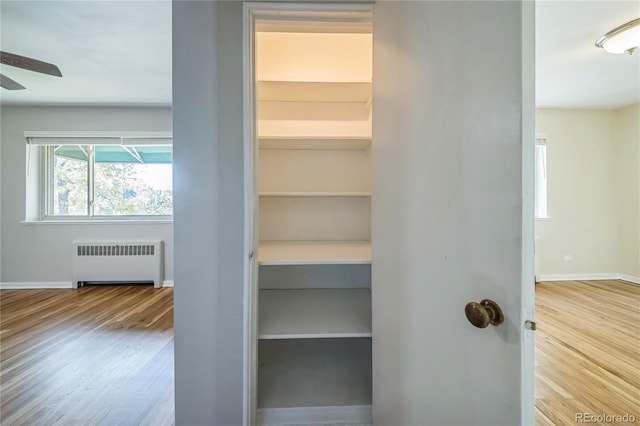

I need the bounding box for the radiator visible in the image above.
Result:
[72,241,164,288]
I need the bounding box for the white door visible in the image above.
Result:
[371,2,535,425]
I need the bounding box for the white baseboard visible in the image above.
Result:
[0,281,73,289]
[618,274,640,285]
[538,273,617,282]
[538,273,639,284]
[0,281,176,289]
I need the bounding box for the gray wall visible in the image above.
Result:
[172,1,245,424]
[0,106,173,284]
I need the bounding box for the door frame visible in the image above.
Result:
[241,2,535,425]
[241,3,374,424]
[520,0,536,423]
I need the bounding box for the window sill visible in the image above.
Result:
[21,219,173,225]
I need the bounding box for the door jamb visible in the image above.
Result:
[241,3,374,424]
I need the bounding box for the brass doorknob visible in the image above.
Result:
[465,299,504,328]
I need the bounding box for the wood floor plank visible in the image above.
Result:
[0,285,174,426]
[535,280,640,426]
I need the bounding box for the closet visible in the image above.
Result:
[254,24,373,424]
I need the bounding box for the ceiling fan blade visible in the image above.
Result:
[0,73,26,90]
[0,51,62,77]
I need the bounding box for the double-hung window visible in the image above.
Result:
[534,136,549,219]
[27,132,173,220]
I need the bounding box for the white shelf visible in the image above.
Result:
[259,289,371,339]
[259,191,371,197]
[258,241,371,265]
[257,80,371,103]
[259,264,372,291]
[258,338,372,409]
[259,136,370,151]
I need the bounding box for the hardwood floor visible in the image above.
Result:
[0,281,637,425]
[535,280,639,426]
[0,285,174,426]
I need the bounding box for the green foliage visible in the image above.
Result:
[94,163,172,215]
[53,152,173,216]
[54,157,88,215]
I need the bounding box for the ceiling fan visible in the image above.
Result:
[0,51,62,90]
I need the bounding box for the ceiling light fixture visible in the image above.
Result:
[595,18,640,55]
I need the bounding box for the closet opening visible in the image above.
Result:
[244,6,373,425]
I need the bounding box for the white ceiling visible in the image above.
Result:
[536,0,640,109]
[0,1,171,106]
[0,1,638,109]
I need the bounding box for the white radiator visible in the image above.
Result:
[72,241,163,288]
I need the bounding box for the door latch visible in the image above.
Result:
[525,320,537,331]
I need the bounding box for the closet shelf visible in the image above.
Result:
[259,192,371,197]
[257,80,372,103]
[258,338,372,410]
[258,241,371,265]
[259,289,371,339]
[258,136,371,151]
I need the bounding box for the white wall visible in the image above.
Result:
[613,104,640,279]
[535,106,639,281]
[0,106,173,284]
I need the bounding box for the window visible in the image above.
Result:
[27,133,173,220]
[534,136,548,219]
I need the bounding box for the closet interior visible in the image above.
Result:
[254,22,373,424]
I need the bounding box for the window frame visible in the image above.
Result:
[27,131,173,222]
